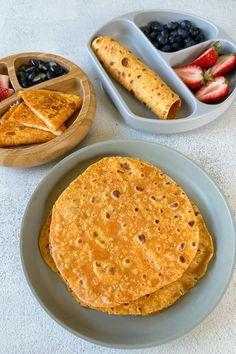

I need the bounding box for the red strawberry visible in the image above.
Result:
[0,74,9,89]
[174,65,203,89]
[195,76,229,103]
[191,42,221,69]
[0,88,14,101]
[209,54,236,77]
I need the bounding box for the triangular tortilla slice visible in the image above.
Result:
[7,102,65,136]
[0,120,54,147]
[20,90,82,132]
[0,103,20,126]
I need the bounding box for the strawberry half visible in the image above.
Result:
[0,88,14,101]
[0,74,9,89]
[191,42,221,69]
[174,65,203,89]
[209,54,236,77]
[195,76,229,103]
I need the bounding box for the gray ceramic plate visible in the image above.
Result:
[20,140,236,349]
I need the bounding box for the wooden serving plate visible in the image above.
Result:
[0,52,96,167]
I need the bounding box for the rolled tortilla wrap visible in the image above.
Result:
[92,36,181,120]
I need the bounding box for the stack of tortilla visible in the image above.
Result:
[0,89,82,147]
[39,157,214,315]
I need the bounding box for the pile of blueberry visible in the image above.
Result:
[141,20,205,52]
[17,59,66,88]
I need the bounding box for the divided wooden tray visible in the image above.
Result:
[0,52,96,167]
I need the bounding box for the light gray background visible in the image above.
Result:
[0,0,235,353]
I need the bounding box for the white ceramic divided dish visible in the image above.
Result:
[21,140,236,349]
[87,10,236,134]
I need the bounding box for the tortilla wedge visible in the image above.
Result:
[7,102,65,136]
[20,89,82,132]
[0,120,54,147]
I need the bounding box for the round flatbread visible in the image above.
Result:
[49,157,199,308]
[39,203,213,315]
[99,203,214,315]
[38,212,58,273]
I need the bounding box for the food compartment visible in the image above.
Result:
[14,55,69,89]
[0,62,9,76]
[170,39,236,104]
[0,62,15,104]
[90,19,197,119]
[134,11,218,54]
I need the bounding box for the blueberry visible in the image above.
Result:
[157,34,168,45]
[163,24,169,30]
[174,35,183,43]
[52,65,64,76]
[171,42,181,51]
[177,28,189,38]
[17,70,27,80]
[189,27,200,38]
[141,26,150,36]
[168,35,175,44]
[184,38,196,48]
[40,63,50,72]
[21,81,29,88]
[167,21,179,30]
[195,32,205,43]
[25,67,40,81]
[30,59,40,67]
[32,73,46,84]
[153,41,160,49]
[169,30,178,37]
[46,71,57,80]
[180,20,192,30]
[161,44,172,52]
[161,29,169,37]
[27,70,37,81]
[149,21,163,31]
[18,78,29,88]
[149,31,158,40]
[25,66,35,74]
[48,62,64,75]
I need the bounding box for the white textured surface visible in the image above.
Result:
[0,0,236,353]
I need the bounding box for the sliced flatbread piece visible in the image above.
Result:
[7,102,65,136]
[20,89,82,132]
[49,157,199,308]
[0,103,20,126]
[0,120,54,147]
[39,203,213,315]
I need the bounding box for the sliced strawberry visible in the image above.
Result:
[191,42,221,69]
[0,74,9,89]
[174,65,203,89]
[195,76,229,103]
[0,88,14,102]
[209,54,236,77]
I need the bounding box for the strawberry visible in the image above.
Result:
[0,74,9,89]
[191,41,221,69]
[195,76,229,103]
[0,88,14,102]
[209,54,236,77]
[174,65,203,89]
